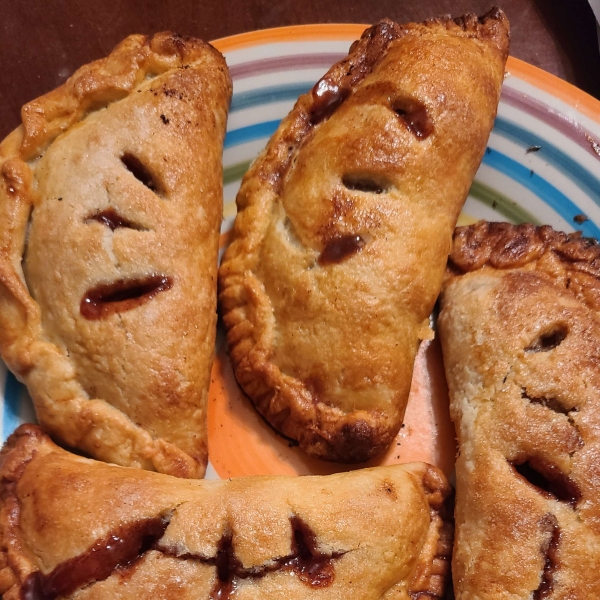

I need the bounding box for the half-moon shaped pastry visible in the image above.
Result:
[0,33,232,478]
[219,10,509,462]
[0,425,453,600]
[438,222,600,599]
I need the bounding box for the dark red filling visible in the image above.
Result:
[318,234,366,266]
[21,517,169,600]
[80,274,173,320]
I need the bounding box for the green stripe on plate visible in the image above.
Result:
[468,180,541,225]
[224,160,253,186]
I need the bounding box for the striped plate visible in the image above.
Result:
[2,25,600,481]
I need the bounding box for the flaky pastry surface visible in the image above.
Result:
[219,10,509,463]
[439,222,600,599]
[0,33,232,478]
[0,425,452,600]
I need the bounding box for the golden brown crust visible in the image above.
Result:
[218,10,509,463]
[0,33,232,478]
[439,221,600,599]
[0,425,453,600]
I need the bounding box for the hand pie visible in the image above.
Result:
[438,222,600,598]
[219,10,509,462]
[0,425,453,600]
[0,33,232,478]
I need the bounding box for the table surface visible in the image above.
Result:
[1,0,599,140]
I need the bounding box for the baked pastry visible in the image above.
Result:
[219,9,510,462]
[0,425,453,600]
[0,33,232,478]
[438,221,600,598]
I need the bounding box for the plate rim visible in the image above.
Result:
[212,22,600,126]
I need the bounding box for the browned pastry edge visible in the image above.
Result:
[0,33,231,479]
[0,425,454,600]
[218,8,509,463]
[446,220,600,312]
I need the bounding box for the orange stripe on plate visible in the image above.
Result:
[212,23,366,53]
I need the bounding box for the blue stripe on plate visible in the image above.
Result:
[230,83,313,113]
[482,148,600,239]
[224,119,281,149]
[3,372,23,441]
[223,103,599,237]
[493,116,600,208]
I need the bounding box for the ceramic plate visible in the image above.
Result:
[2,25,600,482]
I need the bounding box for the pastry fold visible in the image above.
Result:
[219,10,509,462]
[0,425,453,600]
[0,33,232,478]
[438,222,600,599]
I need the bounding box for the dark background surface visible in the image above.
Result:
[1,0,599,139]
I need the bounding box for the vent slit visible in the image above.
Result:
[80,274,173,320]
[534,514,560,600]
[525,325,568,353]
[121,153,160,193]
[85,208,147,232]
[342,174,389,194]
[392,98,433,140]
[511,458,581,507]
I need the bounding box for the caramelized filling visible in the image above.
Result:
[310,79,351,125]
[393,99,433,140]
[208,517,340,599]
[318,234,366,266]
[85,208,143,231]
[535,514,560,600]
[121,153,159,192]
[80,274,173,320]
[21,517,169,600]
[285,516,336,588]
[525,326,568,352]
[511,458,581,507]
[20,511,345,600]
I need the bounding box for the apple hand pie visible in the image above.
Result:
[438,222,600,598]
[218,10,509,463]
[0,425,453,600]
[0,33,232,478]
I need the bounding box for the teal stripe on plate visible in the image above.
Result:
[224,119,280,149]
[493,116,600,208]
[230,83,313,113]
[3,372,23,442]
[482,148,600,239]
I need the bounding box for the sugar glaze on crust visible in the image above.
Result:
[440,221,600,598]
[0,425,453,600]
[219,9,510,462]
[0,33,232,478]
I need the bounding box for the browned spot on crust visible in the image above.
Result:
[381,479,398,500]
